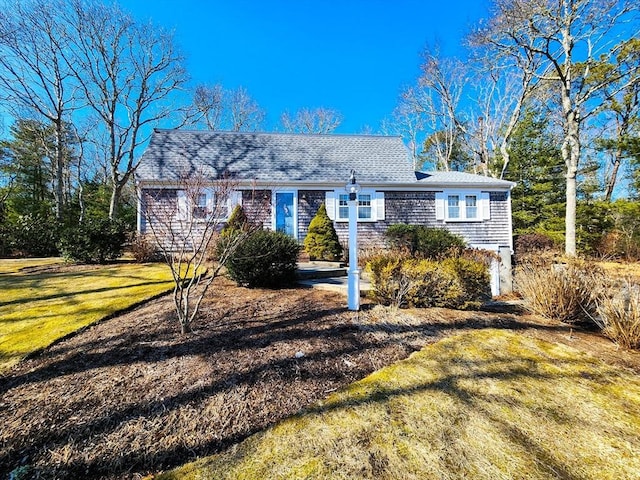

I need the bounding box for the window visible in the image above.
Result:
[358,194,372,219]
[465,195,477,218]
[176,189,242,221]
[447,195,460,219]
[337,193,373,220]
[338,194,349,219]
[436,191,490,222]
[193,193,208,218]
[326,190,385,222]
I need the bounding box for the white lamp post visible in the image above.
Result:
[346,170,360,311]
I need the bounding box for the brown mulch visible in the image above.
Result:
[1,280,640,480]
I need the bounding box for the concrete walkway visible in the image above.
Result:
[296,261,371,295]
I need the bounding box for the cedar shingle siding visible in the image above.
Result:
[137,130,515,256]
[432,192,511,247]
[297,191,511,249]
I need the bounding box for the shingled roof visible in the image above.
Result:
[136,129,415,184]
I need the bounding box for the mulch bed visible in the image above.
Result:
[2,279,639,479]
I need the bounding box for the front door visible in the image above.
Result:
[275,192,295,237]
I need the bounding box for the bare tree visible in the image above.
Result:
[280,107,343,134]
[594,39,640,201]
[190,83,225,130]
[0,0,79,220]
[402,46,469,171]
[64,0,187,220]
[380,100,425,169]
[185,83,265,132]
[228,86,265,132]
[475,0,639,256]
[141,174,252,334]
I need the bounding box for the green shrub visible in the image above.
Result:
[303,203,342,261]
[516,259,604,324]
[226,229,301,288]
[368,253,489,309]
[383,224,417,253]
[441,257,492,309]
[222,204,250,234]
[416,227,466,258]
[215,205,253,262]
[9,213,60,257]
[384,225,466,259]
[58,218,127,264]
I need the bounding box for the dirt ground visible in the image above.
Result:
[1,278,639,480]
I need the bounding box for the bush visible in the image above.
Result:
[384,225,465,259]
[222,204,250,234]
[226,229,301,288]
[129,233,162,262]
[441,256,492,308]
[595,280,640,349]
[58,218,127,263]
[514,233,557,255]
[303,203,342,261]
[9,213,60,257]
[367,253,489,309]
[515,259,604,324]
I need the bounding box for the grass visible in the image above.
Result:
[0,257,63,274]
[160,329,640,480]
[0,259,175,372]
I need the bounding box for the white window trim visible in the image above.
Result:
[435,190,490,222]
[326,190,385,222]
[176,188,240,222]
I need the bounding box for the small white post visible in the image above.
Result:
[347,170,360,311]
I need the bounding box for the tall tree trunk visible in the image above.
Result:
[54,120,65,221]
[109,182,122,220]
[604,148,623,202]
[563,124,580,257]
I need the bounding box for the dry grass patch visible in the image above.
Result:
[161,329,640,480]
[0,260,174,371]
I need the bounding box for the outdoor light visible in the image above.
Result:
[347,170,360,201]
[346,169,360,311]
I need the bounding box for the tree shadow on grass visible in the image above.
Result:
[0,288,616,480]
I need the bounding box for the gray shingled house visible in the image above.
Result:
[136,129,516,294]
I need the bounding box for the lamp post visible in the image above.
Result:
[346,170,360,311]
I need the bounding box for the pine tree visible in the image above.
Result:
[503,109,565,238]
[303,203,342,261]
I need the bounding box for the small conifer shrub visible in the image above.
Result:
[303,203,343,261]
[223,204,250,234]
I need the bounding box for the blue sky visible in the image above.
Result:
[121,1,491,133]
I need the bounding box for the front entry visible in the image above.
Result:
[275,191,295,238]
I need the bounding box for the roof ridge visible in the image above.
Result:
[152,128,402,140]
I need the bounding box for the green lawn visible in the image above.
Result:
[0,259,175,372]
[160,329,640,480]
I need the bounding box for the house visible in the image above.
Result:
[136,129,516,294]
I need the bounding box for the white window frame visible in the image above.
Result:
[436,190,490,222]
[326,190,385,222]
[176,189,242,222]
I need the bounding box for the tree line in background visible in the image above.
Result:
[0,0,344,258]
[1,0,639,260]
[385,0,640,258]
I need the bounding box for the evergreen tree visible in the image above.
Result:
[0,120,56,219]
[223,204,249,233]
[503,109,565,239]
[303,203,342,261]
